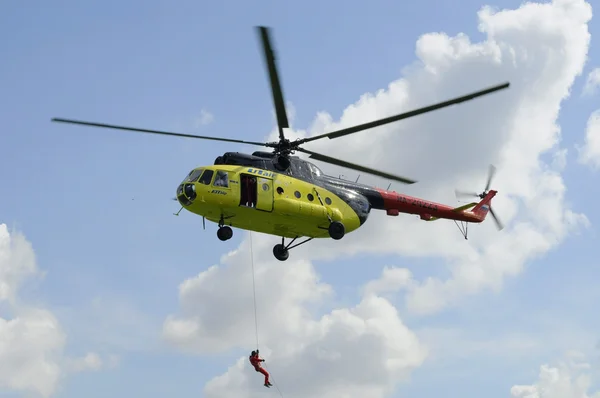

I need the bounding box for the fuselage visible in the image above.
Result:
[176,151,486,239]
[175,163,365,239]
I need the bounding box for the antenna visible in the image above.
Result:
[355,174,361,182]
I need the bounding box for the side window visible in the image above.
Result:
[199,169,214,185]
[213,170,229,187]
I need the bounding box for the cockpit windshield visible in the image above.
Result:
[184,168,204,183]
[306,161,323,177]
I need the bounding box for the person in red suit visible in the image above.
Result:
[249,350,272,387]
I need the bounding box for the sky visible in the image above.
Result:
[1,0,600,397]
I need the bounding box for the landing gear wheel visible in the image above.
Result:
[328,221,345,240]
[273,244,289,261]
[217,226,233,241]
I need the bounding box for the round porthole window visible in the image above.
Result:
[307,193,314,201]
[276,186,284,194]
[262,183,270,191]
[294,191,301,198]
[325,197,332,205]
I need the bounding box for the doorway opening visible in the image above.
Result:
[240,174,257,208]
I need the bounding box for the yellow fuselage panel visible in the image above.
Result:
[180,165,361,238]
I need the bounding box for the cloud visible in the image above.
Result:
[65,352,120,373]
[511,352,600,398]
[362,266,414,297]
[0,224,117,397]
[578,109,600,170]
[583,67,600,96]
[258,0,591,314]
[194,108,214,127]
[163,0,593,396]
[0,224,66,397]
[163,234,427,398]
[0,307,65,397]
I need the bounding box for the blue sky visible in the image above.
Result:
[1,0,599,397]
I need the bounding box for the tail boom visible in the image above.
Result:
[374,188,497,223]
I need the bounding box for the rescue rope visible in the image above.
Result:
[249,232,283,397]
[263,363,283,397]
[249,231,259,350]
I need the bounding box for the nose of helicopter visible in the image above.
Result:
[176,183,197,206]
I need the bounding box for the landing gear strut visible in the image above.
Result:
[313,188,346,241]
[454,220,468,240]
[273,236,313,261]
[216,216,233,241]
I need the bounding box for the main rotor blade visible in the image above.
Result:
[489,206,504,231]
[257,26,289,142]
[51,118,271,147]
[297,82,510,145]
[296,147,417,184]
[485,164,497,192]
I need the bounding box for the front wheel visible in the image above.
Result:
[217,226,233,241]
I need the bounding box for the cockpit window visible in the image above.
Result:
[307,162,322,177]
[199,169,214,185]
[213,170,229,187]
[185,168,204,182]
[295,161,313,178]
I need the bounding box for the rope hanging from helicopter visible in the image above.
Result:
[248,232,284,397]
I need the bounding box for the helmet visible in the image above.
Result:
[251,351,256,356]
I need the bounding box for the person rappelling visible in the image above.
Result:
[249,349,272,388]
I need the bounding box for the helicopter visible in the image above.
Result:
[52,26,509,262]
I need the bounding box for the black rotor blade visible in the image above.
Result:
[489,206,504,231]
[296,147,417,184]
[297,82,510,145]
[51,118,272,147]
[455,189,480,199]
[485,164,497,192]
[257,26,289,142]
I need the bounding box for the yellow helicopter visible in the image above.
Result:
[52,26,509,261]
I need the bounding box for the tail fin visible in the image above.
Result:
[471,190,497,219]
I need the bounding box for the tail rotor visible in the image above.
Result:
[455,164,504,230]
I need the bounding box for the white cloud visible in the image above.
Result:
[194,108,214,127]
[0,224,117,397]
[259,0,591,314]
[578,109,600,170]
[0,224,65,397]
[164,234,428,398]
[583,67,600,96]
[362,266,414,297]
[511,353,600,398]
[67,352,103,372]
[164,0,594,396]
[66,352,120,373]
[0,308,65,397]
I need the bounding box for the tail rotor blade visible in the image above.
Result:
[455,189,480,199]
[485,164,497,192]
[489,207,504,231]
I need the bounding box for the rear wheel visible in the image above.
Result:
[273,244,289,261]
[328,221,345,240]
